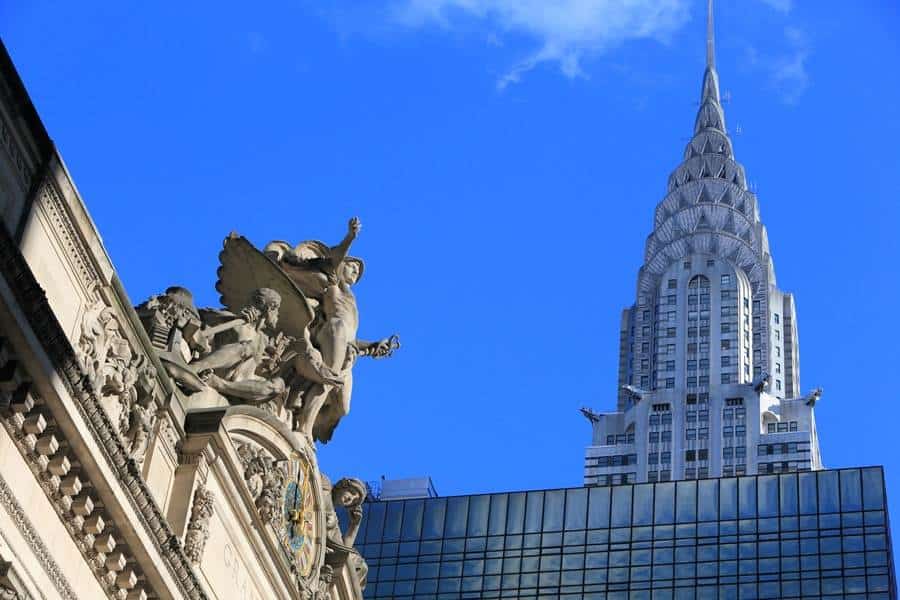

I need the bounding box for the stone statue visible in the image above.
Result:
[159,288,289,407]
[320,475,368,588]
[183,485,215,565]
[216,218,398,443]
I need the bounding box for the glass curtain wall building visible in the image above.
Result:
[357,467,895,599]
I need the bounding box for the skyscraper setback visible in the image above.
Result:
[582,0,821,486]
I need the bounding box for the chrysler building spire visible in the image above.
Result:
[707,0,716,70]
[582,3,818,486]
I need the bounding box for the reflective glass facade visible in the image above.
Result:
[358,467,895,599]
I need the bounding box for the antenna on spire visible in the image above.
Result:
[706,0,716,70]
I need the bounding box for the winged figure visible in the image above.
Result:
[216,218,398,443]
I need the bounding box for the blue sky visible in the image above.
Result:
[3,0,900,515]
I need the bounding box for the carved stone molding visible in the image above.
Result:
[183,485,214,565]
[0,378,148,600]
[0,220,209,600]
[34,178,100,296]
[0,471,76,600]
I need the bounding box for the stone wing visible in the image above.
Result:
[215,233,315,339]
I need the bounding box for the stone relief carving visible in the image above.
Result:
[77,301,159,464]
[183,485,215,565]
[0,223,205,600]
[314,564,333,600]
[235,443,286,526]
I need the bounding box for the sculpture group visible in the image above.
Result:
[119,217,396,596]
[139,217,398,444]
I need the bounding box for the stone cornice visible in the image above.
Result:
[0,218,208,599]
[0,472,76,600]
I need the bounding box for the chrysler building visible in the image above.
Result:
[583,1,822,486]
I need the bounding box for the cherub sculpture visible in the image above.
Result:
[216,218,398,443]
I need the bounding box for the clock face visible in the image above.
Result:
[280,456,318,578]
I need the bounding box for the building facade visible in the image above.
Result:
[360,467,896,599]
[582,1,821,487]
[0,38,385,600]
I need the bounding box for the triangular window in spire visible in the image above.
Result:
[724,212,737,234]
[741,228,753,243]
[679,191,691,209]
[699,160,709,179]
[720,187,734,206]
[696,213,712,231]
[698,185,714,204]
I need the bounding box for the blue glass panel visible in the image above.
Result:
[564,488,587,530]
[676,481,697,523]
[697,479,718,521]
[445,496,468,537]
[817,470,840,513]
[862,468,885,510]
[467,495,489,536]
[543,490,565,532]
[486,494,508,535]
[840,469,863,511]
[632,483,653,526]
[738,477,756,518]
[588,486,610,529]
[797,471,817,515]
[654,482,675,525]
[383,501,403,542]
[720,478,737,520]
[401,499,424,540]
[506,493,526,534]
[611,485,633,527]
[524,492,544,533]
[758,475,777,518]
[779,473,798,516]
[364,501,386,543]
[422,498,446,539]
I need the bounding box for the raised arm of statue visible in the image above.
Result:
[327,217,361,267]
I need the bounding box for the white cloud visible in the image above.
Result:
[391,0,691,89]
[743,26,809,105]
[771,27,809,104]
[744,1,810,104]
[758,0,792,13]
